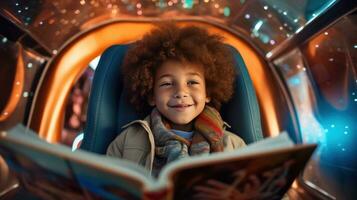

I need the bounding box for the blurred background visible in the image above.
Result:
[0,0,356,199]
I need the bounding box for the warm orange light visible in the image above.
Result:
[29,21,280,143]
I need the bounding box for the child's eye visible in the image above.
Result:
[159,82,172,87]
[188,80,199,85]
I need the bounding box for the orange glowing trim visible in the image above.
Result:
[30,21,279,143]
[33,23,154,142]
[0,46,24,121]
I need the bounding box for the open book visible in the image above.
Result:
[0,125,316,200]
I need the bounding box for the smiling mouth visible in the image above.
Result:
[169,104,193,108]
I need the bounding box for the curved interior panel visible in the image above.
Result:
[28,21,280,143]
[0,45,24,122]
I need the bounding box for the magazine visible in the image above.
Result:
[0,124,316,200]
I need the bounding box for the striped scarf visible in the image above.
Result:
[151,106,224,175]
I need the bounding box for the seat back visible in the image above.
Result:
[81,44,263,154]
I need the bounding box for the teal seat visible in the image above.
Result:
[81,44,263,154]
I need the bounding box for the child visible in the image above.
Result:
[106,22,246,176]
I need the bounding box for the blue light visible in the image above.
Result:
[288,77,301,86]
[260,34,270,44]
[223,7,230,17]
[253,20,264,32]
[307,0,337,22]
[183,0,193,9]
[252,20,264,39]
[319,116,355,159]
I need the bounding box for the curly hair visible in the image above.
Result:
[122,22,236,113]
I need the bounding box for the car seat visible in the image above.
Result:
[80,44,263,154]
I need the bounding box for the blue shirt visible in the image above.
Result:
[172,129,194,141]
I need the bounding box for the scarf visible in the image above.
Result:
[150,106,225,175]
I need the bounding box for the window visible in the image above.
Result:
[274,14,356,199]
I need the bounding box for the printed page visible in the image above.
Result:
[0,124,156,199]
[70,159,146,200]
[151,133,315,199]
[158,132,294,184]
[0,126,85,199]
[168,144,316,199]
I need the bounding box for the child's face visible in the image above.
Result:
[150,60,210,131]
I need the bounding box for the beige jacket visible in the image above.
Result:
[106,116,246,173]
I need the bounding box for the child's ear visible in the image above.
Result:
[205,96,211,103]
[148,94,156,106]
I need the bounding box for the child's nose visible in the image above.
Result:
[173,92,188,98]
[173,86,188,98]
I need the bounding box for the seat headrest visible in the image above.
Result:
[81,44,263,154]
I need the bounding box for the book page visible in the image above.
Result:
[68,151,155,199]
[151,133,316,199]
[158,132,294,185]
[169,144,315,199]
[0,126,85,199]
[0,125,155,200]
